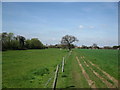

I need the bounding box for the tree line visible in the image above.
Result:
[78,44,120,50]
[47,43,120,50]
[0,33,119,51]
[0,32,46,51]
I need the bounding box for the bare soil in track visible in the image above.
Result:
[76,56,97,89]
[81,56,118,88]
[82,57,116,88]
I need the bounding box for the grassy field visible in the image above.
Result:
[2,48,118,88]
[75,49,118,80]
[2,49,68,88]
[57,49,118,88]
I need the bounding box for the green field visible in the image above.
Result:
[2,49,118,88]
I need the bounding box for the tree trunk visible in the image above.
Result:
[68,43,71,51]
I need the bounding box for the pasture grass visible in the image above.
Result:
[2,48,118,88]
[2,48,68,88]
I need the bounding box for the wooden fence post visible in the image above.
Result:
[52,65,59,90]
[62,57,64,72]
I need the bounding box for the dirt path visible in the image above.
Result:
[87,59,118,88]
[76,56,97,89]
[82,58,116,88]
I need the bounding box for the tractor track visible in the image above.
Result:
[81,56,118,88]
[82,57,116,88]
[76,56,97,89]
[88,59,118,88]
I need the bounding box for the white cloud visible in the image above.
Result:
[78,25,95,29]
[89,26,95,29]
[79,25,84,29]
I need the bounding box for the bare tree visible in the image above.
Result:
[61,35,78,51]
[92,43,97,47]
[92,43,99,49]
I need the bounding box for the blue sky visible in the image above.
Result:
[2,2,118,46]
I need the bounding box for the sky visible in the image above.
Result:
[2,2,118,46]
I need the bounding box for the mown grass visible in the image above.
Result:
[2,48,68,88]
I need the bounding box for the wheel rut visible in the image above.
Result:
[81,56,118,88]
[82,57,116,88]
[76,56,97,89]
